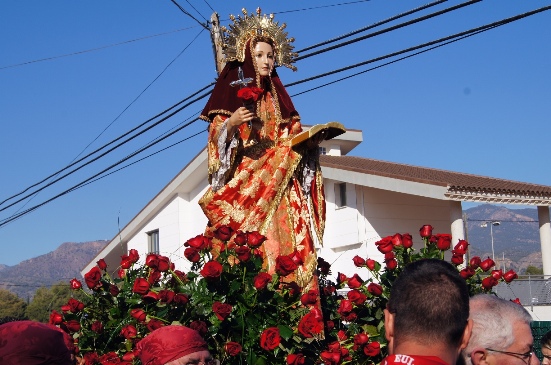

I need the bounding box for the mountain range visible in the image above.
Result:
[0,204,545,299]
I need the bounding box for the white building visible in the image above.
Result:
[82,126,551,318]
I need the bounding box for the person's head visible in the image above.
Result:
[136,325,216,365]
[252,38,274,77]
[0,320,75,365]
[541,331,551,365]
[463,294,539,365]
[384,259,471,356]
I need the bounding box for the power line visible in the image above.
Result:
[273,0,372,15]
[295,0,482,61]
[296,0,446,53]
[170,0,209,29]
[287,5,551,88]
[0,26,199,71]
[0,82,214,209]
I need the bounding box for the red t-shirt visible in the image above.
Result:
[381,354,449,365]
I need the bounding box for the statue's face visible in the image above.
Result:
[254,41,274,77]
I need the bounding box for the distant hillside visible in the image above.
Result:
[0,241,107,300]
[464,204,541,272]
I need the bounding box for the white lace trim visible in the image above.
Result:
[211,120,238,192]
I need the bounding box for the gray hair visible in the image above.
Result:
[463,294,533,361]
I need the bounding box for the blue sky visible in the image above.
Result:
[1,1,549,266]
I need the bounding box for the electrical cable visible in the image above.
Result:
[296,0,447,53]
[273,0,372,15]
[0,116,205,228]
[0,88,212,214]
[0,82,214,208]
[287,5,551,88]
[0,26,199,71]
[201,0,215,13]
[181,0,209,23]
[170,0,209,29]
[295,0,482,61]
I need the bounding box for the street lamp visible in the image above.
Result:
[480,221,500,262]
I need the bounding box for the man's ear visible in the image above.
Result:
[384,308,395,354]
[469,348,489,365]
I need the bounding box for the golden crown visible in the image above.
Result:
[221,8,298,71]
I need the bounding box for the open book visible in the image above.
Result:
[291,121,346,146]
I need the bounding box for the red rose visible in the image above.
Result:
[143,291,159,302]
[436,234,452,251]
[451,253,464,265]
[275,256,298,277]
[68,298,85,313]
[213,301,232,321]
[354,333,369,346]
[260,327,281,350]
[122,352,136,362]
[391,233,403,247]
[214,225,234,241]
[347,274,363,289]
[91,321,103,333]
[328,341,341,353]
[147,319,165,332]
[97,258,107,270]
[130,308,146,322]
[402,233,413,248]
[158,290,175,304]
[121,324,137,339]
[511,298,522,305]
[386,258,398,270]
[132,278,150,295]
[419,225,433,238]
[460,267,475,279]
[200,260,223,280]
[326,320,335,332]
[366,259,377,271]
[64,320,81,333]
[235,246,251,262]
[253,272,272,290]
[491,269,503,280]
[352,255,366,267]
[225,342,242,356]
[99,352,119,364]
[337,300,354,316]
[317,257,331,275]
[234,231,248,246]
[364,341,381,356]
[83,352,99,364]
[375,236,394,254]
[69,278,82,290]
[347,289,367,305]
[173,293,190,305]
[480,257,495,272]
[49,310,63,325]
[60,304,70,313]
[237,86,264,102]
[337,330,347,341]
[118,269,126,279]
[285,281,302,297]
[454,239,469,255]
[84,267,102,290]
[320,351,340,365]
[337,272,348,285]
[184,247,201,263]
[481,276,498,290]
[300,289,319,306]
[247,231,267,248]
[287,353,306,365]
[185,234,212,250]
[503,269,518,283]
[145,254,159,269]
[172,270,187,285]
[189,320,208,336]
[156,255,170,272]
[129,249,139,261]
[298,310,324,338]
[120,255,133,269]
[470,256,482,269]
[148,270,162,284]
[109,284,120,296]
[367,282,383,297]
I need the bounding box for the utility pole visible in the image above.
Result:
[209,12,226,75]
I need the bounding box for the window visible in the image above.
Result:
[319,146,326,155]
[147,230,159,254]
[335,182,347,208]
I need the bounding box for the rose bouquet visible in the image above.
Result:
[52,224,517,365]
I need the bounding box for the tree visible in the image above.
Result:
[524,265,544,276]
[26,281,84,322]
[0,289,27,323]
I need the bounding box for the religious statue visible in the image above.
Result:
[199,8,336,292]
